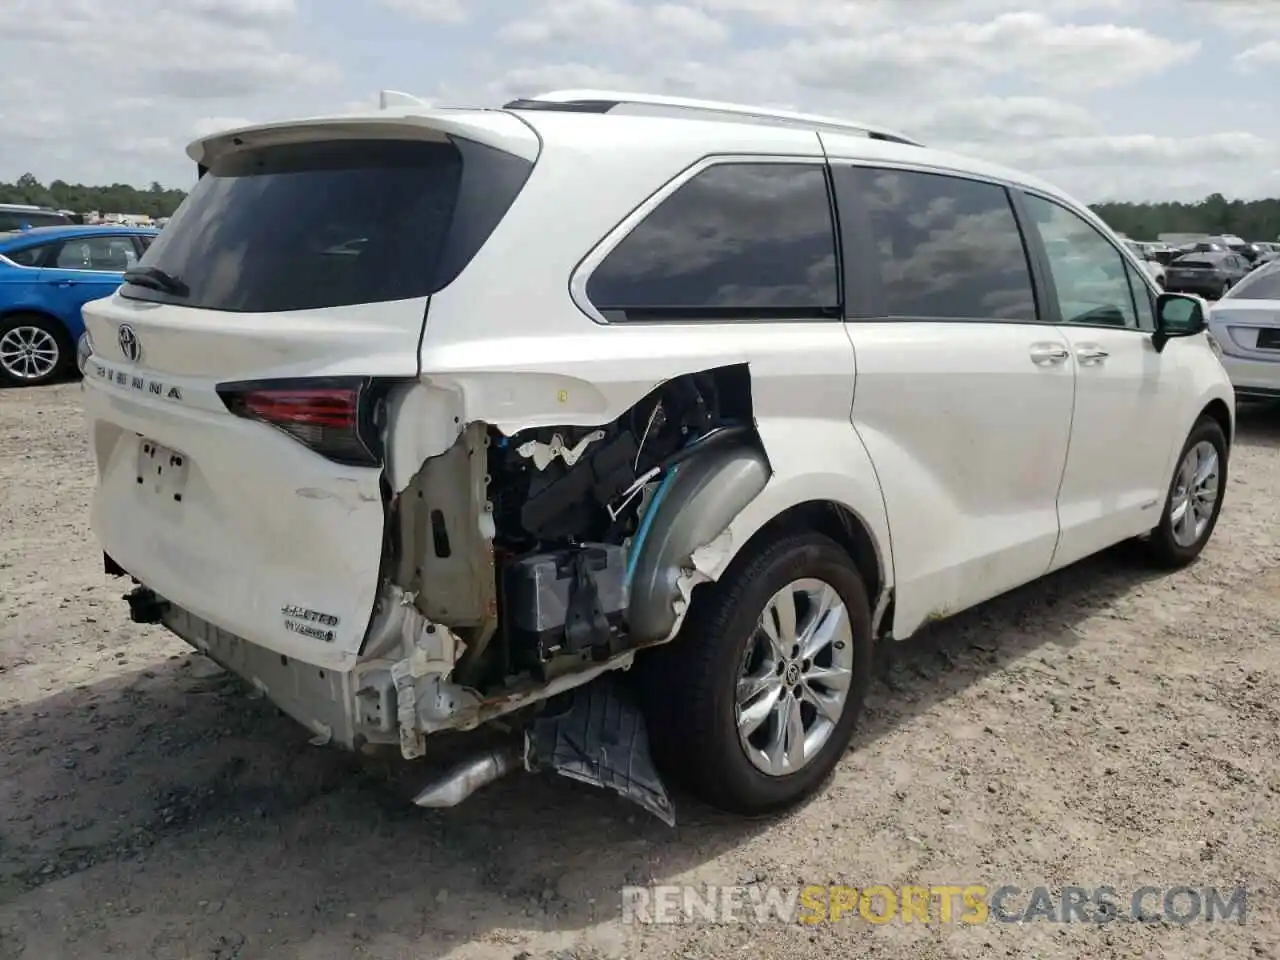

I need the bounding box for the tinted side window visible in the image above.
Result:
[1024,194,1136,329]
[4,244,49,267]
[1124,260,1155,331]
[0,212,70,230]
[585,163,839,319]
[54,236,139,270]
[842,167,1037,321]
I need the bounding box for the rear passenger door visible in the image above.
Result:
[830,164,1076,635]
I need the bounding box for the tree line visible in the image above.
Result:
[0,173,187,219]
[1087,193,1278,243]
[1,172,1277,241]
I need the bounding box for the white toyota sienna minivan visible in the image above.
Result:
[80,90,1234,823]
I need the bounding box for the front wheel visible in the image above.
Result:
[0,314,72,387]
[1145,416,1227,568]
[638,531,873,816]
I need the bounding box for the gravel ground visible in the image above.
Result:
[1,382,1278,960]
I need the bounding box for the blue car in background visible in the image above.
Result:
[0,225,159,386]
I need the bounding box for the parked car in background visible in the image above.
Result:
[1233,242,1269,265]
[0,225,158,386]
[1124,239,1166,287]
[79,89,1233,821]
[1247,244,1279,267]
[1164,250,1252,299]
[0,204,73,232]
[1177,241,1229,256]
[1207,260,1280,401]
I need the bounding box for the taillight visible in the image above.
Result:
[216,377,385,467]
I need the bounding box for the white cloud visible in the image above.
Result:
[906,97,1102,145]
[189,117,258,139]
[1236,40,1280,71]
[500,0,726,47]
[1185,0,1280,34]
[969,132,1275,170]
[784,14,1197,95]
[0,0,1274,203]
[0,0,337,100]
[380,0,468,22]
[692,0,1134,30]
[652,4,728,43]
[190,0,297,24]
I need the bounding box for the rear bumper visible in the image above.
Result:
[162,599,369,748]
[1219,354,1280,396]
[1165,280,1224,297]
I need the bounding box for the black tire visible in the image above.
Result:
[1145,416,1228,569]
[0,313,73,387]
[638,531,873,816]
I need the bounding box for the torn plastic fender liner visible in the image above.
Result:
[527,674,675,825]
[411,675,676,824]
[626,444,771,644]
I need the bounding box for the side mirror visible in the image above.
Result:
[1153,292,1207,352]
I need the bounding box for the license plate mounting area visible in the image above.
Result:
[136,437,190,504]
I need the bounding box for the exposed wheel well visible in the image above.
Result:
[1201,398,1232,446]
[725,499,885,613]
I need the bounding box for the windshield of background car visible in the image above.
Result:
[121,136,532,313]
[1222,264,1280,300]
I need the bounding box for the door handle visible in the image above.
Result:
[1075,345,1109,365]
[1029,343,1070,365]
[49,280,77,287]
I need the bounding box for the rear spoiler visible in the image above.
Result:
[185,108,541,170]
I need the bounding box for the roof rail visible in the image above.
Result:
[504,89,922,146]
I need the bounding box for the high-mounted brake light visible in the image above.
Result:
[216,377,384,467]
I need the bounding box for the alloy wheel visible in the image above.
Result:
[0,325,60,381]
[735,577,855,777]
[1170,440,1220,548]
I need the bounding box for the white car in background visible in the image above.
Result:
[1207,259,1280,401]
[77,89,1235,823]
[1124,239,1166,288]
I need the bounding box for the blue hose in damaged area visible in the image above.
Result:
[624,465,679,591]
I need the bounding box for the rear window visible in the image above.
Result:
[122,137,532,313]
[1172,258,1214,268]
[0,210,71,231]
[1224,266,1280,300]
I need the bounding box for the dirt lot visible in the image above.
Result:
[1,382,1278,960]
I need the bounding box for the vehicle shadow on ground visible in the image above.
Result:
[0,374,80,392]
[1235,399,1280,449]
[0,544,1170,957]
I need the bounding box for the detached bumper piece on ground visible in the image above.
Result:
[412,676,675,825]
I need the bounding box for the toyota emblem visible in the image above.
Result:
[118,324,141,363]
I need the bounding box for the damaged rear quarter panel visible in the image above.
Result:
[385,322,895,643]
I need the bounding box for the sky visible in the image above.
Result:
[0,0,1277,202]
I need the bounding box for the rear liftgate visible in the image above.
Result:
[395,365,769,824]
